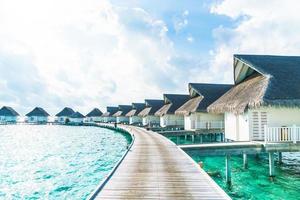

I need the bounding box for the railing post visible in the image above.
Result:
[264,125,268,144]
[293,124,297,144]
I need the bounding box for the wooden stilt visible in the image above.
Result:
[269,152,275,178]
[226,154,231,186]
[243,153,248,169]
[278,152,283,164]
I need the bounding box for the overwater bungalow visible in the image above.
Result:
[155,94,190,128]
[175,83,232,131]
[113,105,132,124]
[26,107,50,123]
[55,107,75,124]
[102,106,118,123]
[86,108,103,122]
[208,54,300,142]
[126,103,146,125]
[0,106,20,123]
[138,99,165,127]
[69,111,85,124]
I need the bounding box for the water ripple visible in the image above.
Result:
[0,125,131,199]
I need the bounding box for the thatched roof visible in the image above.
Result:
[70,111,85,118]
[26,107,50,117]
[208,54,300,114]
[138,99,164,117]
[175,83,232,115]
[102,106,119,117]
[55,107,75,117]
[126,103,146,117]
[155,94,190,116]
[0,106,19,116]
[113,105,132,117]
[86,108,103,117]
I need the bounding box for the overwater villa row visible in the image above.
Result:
[2,55,300,145]
[102,55,300,145]
[0,106,103,124]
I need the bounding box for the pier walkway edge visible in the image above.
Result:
[90,124,231,200]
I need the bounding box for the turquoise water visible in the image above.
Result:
[0,125,131,200]
[187,152,300,200]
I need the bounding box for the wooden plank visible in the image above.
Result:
[93,125,230,200]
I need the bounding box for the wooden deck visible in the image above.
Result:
[93,125,230,200]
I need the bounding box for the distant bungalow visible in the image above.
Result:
[26,107,50,123]
[102,106,119,123]
[55,107,75,124]
[155,94,190,128]
[86,108,103,122]
[113,105,132,124]
[176,83,232,131]
[208,54,300,142]
[0,106,20,123]
[138,99,164,127]
[126,103,146,125]
[69,111,85,124]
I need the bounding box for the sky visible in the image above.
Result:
[0,0,300,115]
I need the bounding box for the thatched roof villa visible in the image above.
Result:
[55,107,75,123]
[86,108,103,123]
[102,106,119,123]
[0,106,20,123]
[208,54,300,142]
[126,103,146,125]
[155,94,190,128]
[113,105,132,124]
[69,111,85,124]
[175,83,232,130]
[26,107,50,123]
[138,99,165,126]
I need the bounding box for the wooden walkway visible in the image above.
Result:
[93,125,230,199]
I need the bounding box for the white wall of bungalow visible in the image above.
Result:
[142,115,160,126]
[27,116,48,123]
[85,116,102,122]
[184,112,224,130]
[69,117,84,123]
[208,55,300,142]
[129,116,142,124]
[103,116,116,123]
[116,116,129,124]
[0,116,18,123]
[160,114,184,127]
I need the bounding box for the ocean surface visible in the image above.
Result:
[0,125,131,200]
[168,135,300,200]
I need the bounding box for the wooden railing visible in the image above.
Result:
[264,125,300,143]
[191,121,224,130]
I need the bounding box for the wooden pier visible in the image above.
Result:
[91,125,230,199]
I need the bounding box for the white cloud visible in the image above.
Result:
[0,0,195,115]
[187,36,194,43]
[209,0,300,83]
[173,10,189,32]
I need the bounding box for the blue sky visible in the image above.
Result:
[0,0,299,115]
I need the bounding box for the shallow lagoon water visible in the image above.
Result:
[168,135,300,199]
[0,125,131,199]
[186,152,300,200]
